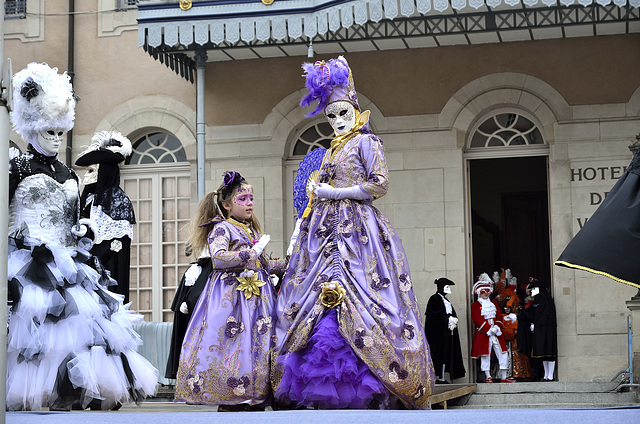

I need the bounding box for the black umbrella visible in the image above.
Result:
[555,149,640,290]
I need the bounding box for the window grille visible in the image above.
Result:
[126,132,188,165]
[291,122,333,157]
[4,0,26,19]
[469,112,544,149]
[117,0,137,11]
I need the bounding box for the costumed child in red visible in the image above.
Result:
[470,273,514,383]
[500,285,532,381]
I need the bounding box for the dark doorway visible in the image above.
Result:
[469,156,551,285]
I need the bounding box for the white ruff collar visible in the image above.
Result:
[478,297,496,320]
[439,293,453,315]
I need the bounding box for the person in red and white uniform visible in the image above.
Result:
[470,273,514,383]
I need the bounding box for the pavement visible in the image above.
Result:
[5,403,640,424]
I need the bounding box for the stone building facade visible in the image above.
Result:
[4,0,640,383]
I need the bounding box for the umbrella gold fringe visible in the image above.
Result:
[554,260,640,289]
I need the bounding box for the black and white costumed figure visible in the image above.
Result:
[6,62,158,411]
[519,278,557,381]
[75,131,136,303]
[164,250,212,380]
[424,278,465,383]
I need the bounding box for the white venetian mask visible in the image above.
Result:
[37,129,65,155]
[443,285,452,295]
[83,164,99,185]
[325,101,357,136]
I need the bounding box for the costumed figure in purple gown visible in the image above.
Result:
[6,62,158,411]
[174,171,286,410]
[271,56,435,410]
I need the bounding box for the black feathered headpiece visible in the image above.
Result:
[220,170,246,199]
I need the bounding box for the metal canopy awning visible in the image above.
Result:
[138,0,640,79]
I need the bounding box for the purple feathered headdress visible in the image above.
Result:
[300,56,360,117]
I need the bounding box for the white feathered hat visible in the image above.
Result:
[473,272,494,295]
[11,62,76,142]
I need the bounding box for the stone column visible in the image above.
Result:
[195,47,207,201]
[626,293,640,385]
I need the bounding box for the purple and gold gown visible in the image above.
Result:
[174,218,286,406]
[272,130,435,409]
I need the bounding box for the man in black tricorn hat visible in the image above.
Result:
[424,278,466,383]
[519,277,558,381]
[76,131,135,303]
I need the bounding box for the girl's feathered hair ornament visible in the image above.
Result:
[300,56,360,117]
[11,62,76,142]
[221,170,246,199]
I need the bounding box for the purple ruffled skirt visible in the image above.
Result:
[276,308,389,409]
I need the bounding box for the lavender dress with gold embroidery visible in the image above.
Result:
[175,218,285,406]
[272,131,435,409]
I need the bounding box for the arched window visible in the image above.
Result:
[290,121,333,157]
[121,131,191,322]
[126,132,188,165]
[468,111,545,150]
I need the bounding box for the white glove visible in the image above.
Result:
[448,316,458,331]
[504,313,517,323]
[530,323,535,332]
[487,325,501,337]
[76,237,93,256]
[314,183,371,201]
[71,224,88,238]
[179,302,189,314]
[252,234,270,256]
[78,218,98,237]
[287,218,302,257]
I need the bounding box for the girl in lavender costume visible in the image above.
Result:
[272,56,435,409]
[175,171,286,410]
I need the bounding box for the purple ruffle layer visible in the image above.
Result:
[276,308,388,409]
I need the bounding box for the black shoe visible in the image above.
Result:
[218,404,250,412]
[87,399,102,410]
[435,379,451,384]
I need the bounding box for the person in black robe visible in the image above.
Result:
[424,277,466,383]
[75,131,136,303]
[165,250,212,380]
[519,278,557,381]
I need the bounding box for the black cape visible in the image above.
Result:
[165,257,212,379]
[555,150,640,289]
[424,292,466,380]
[78,150,136,303]
[519,291,557,359]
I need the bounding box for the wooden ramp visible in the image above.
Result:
[429,384,476,409]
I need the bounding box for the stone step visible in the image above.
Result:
[462,391,636,405]
[450,381,639,409]
[453,402,637,409]
[474,381,621,394]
